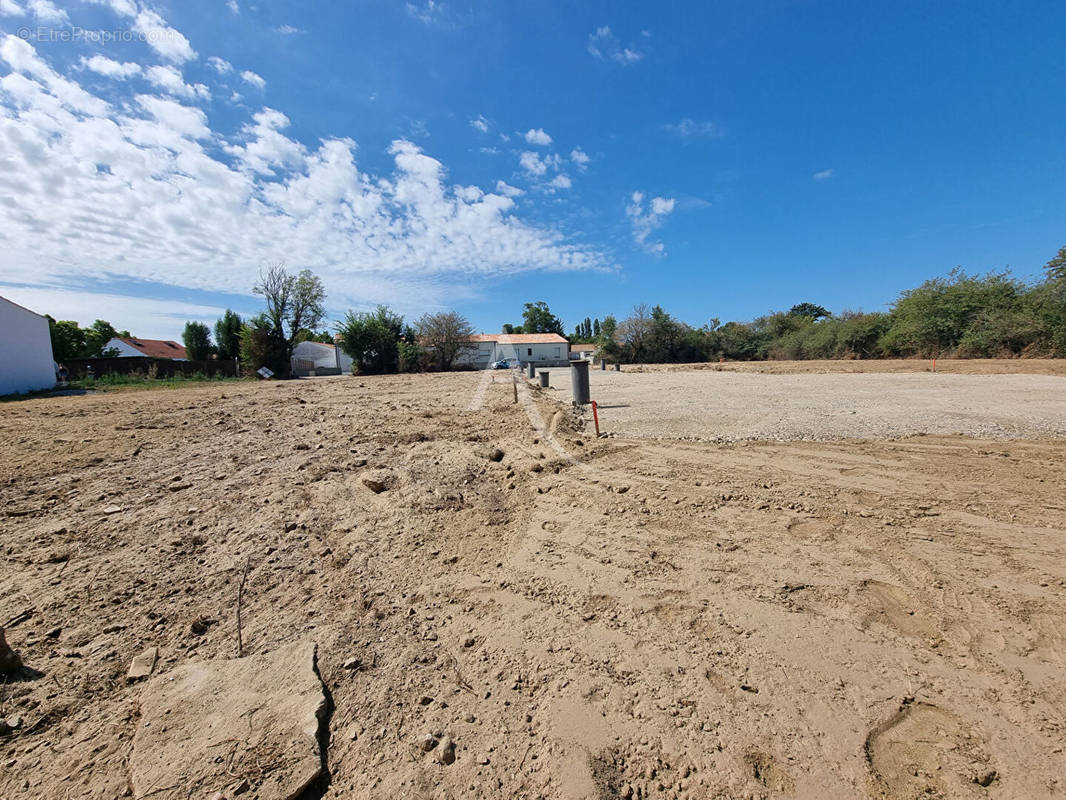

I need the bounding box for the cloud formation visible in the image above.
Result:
[626,191,675,254]
[663,118,721,138]
[813,168,834,181]
[0,19,608,319]
[523,127,552,146]
[588,26,643,65]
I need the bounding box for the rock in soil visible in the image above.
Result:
[435,735,456,765]
[126,647,158,681]
[129,641,325,800]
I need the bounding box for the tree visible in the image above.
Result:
[85,320,123,357]
[336,306,405,374]
[502,323,524,334]
[214,310,243,360]
[416,311,474,370]
[182,321,213,361]
[597,315,619,361]
[47,317,87,362]
[252,263,327,375]
[239,313,287,374]
[788,302,831,320]
[521,301,564,335]
[1045,246,1066,282]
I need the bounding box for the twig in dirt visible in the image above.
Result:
[85,565,103,602]
[236,556,250,657]
[448,653,474,694]
[3,608,33,629]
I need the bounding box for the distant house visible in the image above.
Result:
[106,337,188,360]
[454,333,570,368]
[291,340,353,376]
[569,343,597,361]
[0,295,56,395]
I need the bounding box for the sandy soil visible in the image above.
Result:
[1,369,1065,799]
[545,369,1066,441]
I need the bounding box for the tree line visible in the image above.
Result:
[571,248,1066,363]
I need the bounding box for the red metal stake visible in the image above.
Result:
[591,399,600,436]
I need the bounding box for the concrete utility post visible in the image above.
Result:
[528,362,536,379]
[539,371,549,388]
[569,359,590,405]
[600,359,606,370]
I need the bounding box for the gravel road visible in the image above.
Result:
[543,368,1066,441]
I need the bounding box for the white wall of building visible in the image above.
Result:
[106,338,146,357]
[0,296,55,395]
[496,341,567,364]
[292,340,349,375]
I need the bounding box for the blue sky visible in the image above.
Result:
[1,0,1064,339]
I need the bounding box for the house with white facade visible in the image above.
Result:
[454,333,570,368]
[0,295,56,395]
[105,337,188,360]
[291,340,353,376]
[568,344,597,361]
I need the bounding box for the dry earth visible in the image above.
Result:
[1,366,1065,799]
[547,368,1066,441]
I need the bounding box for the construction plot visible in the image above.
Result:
[549,365,1066,441]
[0,369,1064,799]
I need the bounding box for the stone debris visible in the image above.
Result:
[361,470,394,494]
[129,641,325,800]
[435,735,456,765]
[126,647,158,681]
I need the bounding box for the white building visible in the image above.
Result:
[291,340,353,376]
[105,337,188,360]
[568,344,598,361]
[0,295,56,395]
[454,333,570,368]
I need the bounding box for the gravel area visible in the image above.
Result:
[543,368,1066,441]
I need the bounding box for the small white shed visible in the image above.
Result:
[0,295,56,395]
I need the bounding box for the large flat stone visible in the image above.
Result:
[130,641,325,800]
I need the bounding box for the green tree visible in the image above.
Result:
[239,313,287,375]
[336,306,405,374]
[416,311,474,370]
[521,301,564,335]
[182,321,213,361]
[47,317,87,362]
[788,302,831,320]
[252,263,327,376]
[1045,246,1066,282]
[214,310,243,360]
[502,323,524,334]
[84,320,123,357]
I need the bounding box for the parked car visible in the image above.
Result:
[491,359,513,369]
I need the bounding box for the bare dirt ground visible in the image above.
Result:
[547,369,1066,441]
[1,367,1065,799]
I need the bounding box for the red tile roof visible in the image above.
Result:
[463,333,569,344]
[569,344,597,352]
[117,337,189,359]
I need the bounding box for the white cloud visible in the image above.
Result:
[240,70,266,90]
[519,150,548,177]
[588,26,644,65]
[549,174,571,190]
[663,119,721,138]
[406,0,446,25]
[570,147,589,169]
[132,8,196,63]
[27,0,67,22]
[523,127,552,146]
[226,0,238,12]
[276,24,303,34]
[470,114,489,133]
[81,54,141,79]
[145,65,210,100]
[813,168,834,181]
[626,191,675,254]
[207,56,232,74]
[0,34,609,324]
[0,0,25,16]
[495,180,523,198]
